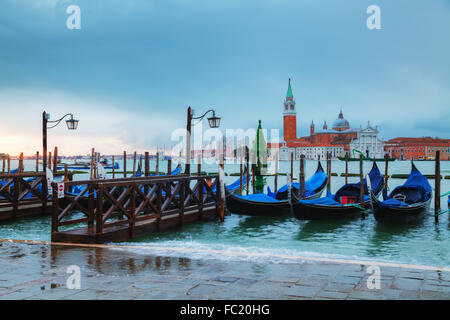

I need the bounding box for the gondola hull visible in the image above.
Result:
[373,199,431,223]
[227,185,325,216]
[226,195,291,216]
[292,201,366,220]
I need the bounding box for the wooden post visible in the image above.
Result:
[239,155,243,195]
[123,151,127,178]
[359,154,365,208]
[36,152,39,173]
[53,147,58,174]
[2,154,5,173]
[19,152,24,173]
[185,106,192,175]
[144,152,150,177]
[290,152,294,183]
[133,151,137,176]
[219,154,225,222]
[64,164,68,182]
[327,152,331,191]
[51,182,58,234]
[96,184,104,235]
[345,152,349,184]
[167,159,172,176]
[246,152,250,195]
[384,153,389,190]
[197,153,201,175]
[129,184,136,239]
[300,154,305,199]
[90,148,94,179]
[156,152,160,175]
[112,155,115,178]
[7,154,10,174]
[48,152,52,170]
[435,150,440,222]
[274,151,278,193]
[251,163,256,194]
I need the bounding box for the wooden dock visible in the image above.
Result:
[51,174,224,244]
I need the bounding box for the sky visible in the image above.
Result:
[0,0,449,155]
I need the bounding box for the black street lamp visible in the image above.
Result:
[185,106,221,175]
[42,111,79,192]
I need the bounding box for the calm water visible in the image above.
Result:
[1,159,449,267]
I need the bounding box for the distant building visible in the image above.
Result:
[278,143,345,161]
[268,78,383,160]
[349,123,385,158]
[385,137,450,160]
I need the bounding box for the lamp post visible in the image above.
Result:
[185,106,220,175]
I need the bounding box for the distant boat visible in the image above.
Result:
[338,156,395,162]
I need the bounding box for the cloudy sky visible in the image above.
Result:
[0,0,449,155]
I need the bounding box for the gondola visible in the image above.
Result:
[226,161,328,216]
[292,161,384,220]
[372,162,432,223]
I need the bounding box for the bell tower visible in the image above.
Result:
[283,78,297,142]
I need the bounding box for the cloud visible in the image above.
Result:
[0,88,183,155]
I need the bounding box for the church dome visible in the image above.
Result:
[332,109,350,131]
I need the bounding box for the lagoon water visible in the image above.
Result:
[1,159,449,268]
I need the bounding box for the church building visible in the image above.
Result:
[269,79,384,160]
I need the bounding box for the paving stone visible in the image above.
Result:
[316,290,349,299]
[392,278,423,291]
[285,285,321,298]
[323,282,356,293]
[187,284,221,296]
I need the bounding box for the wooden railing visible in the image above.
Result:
[0,172,65,217]
[51,174,222,238]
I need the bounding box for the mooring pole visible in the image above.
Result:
[327,152,331,191]
[345,151,349,184]
[112,155,115,178]
[219,154,225,222]
[133,151,137,176]
[185,106,192,175]
[239,155,243,195]
[167,159,172,176]
[48,151,52,171]
[2,154,5,174]
[62,164,68,183]
[53,146,58,174]
[251,163,256,194]
[435,150,441,223]
[290,152,294,183]
[246,150,250,195]
[144,152,149,177]
[156,152,160,175]
[90,148,94,179]
[35,152,39,173]
[274,151,279,193]
[359,154,365,211]
[384,153,389,190]
[123,151,127,178]
[300,154,305,199]
[197,153,201,175]
[19,152,24,173]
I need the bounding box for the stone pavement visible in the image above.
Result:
[0,240,449,300]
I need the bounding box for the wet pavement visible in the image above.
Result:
[0,240,449,300]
